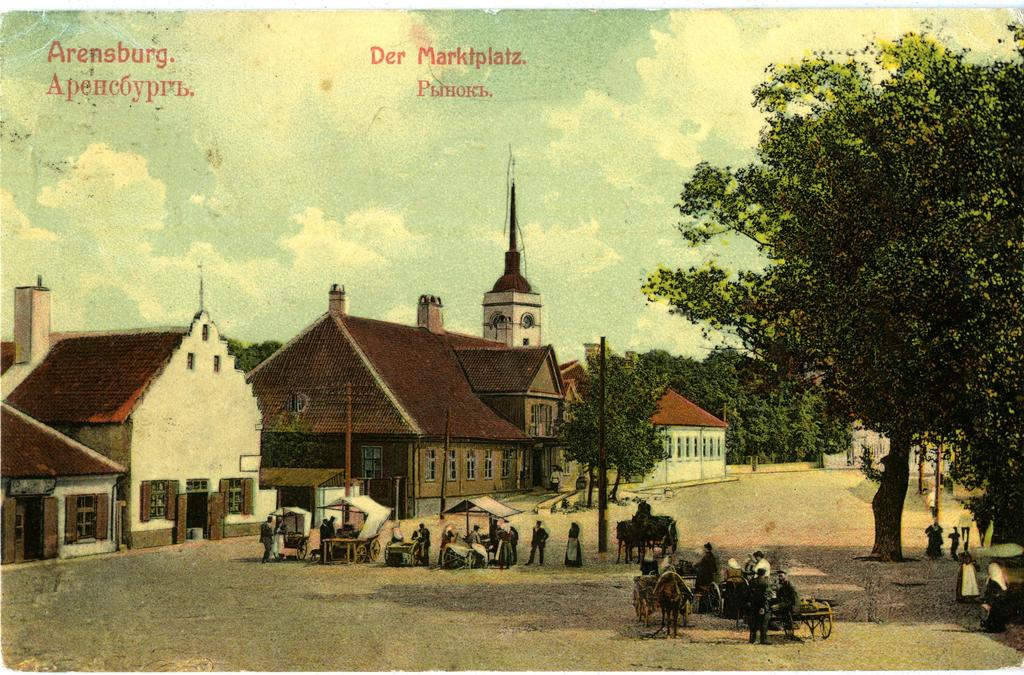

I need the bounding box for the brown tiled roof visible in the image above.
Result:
[248,313,529,442]
[341,316,527,441]
[560,360,589,395]
[247,315,415,436]
[456,347,554,393]
[1,341,14,375]
[491,271,533,293]
[1,403,125,478]
[651,388,727,429]
[6,330,186,424]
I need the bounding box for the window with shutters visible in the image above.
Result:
[529,404,554,437]
[361,447,382,479]
[484,450,493,479]
[76,495,97,539]
[149,481,168,519]
[425,449,436,482]
[227,478,245,514]
[466,451,476,480]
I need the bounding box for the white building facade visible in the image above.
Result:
[639,389,728,487]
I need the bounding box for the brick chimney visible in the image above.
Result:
[417,295,444,334]
[328,284,347,316]
[14,275,51,365]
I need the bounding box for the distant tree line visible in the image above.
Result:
[226,338,282,373]
[640,348,851,465]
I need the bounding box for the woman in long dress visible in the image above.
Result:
[273,517,286,561]
[955,551,980,602]
[564,522,583,567]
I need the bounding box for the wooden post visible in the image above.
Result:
[935,440,942,521]
[598,336,607,554]
[345,382,352,497]
[918,444,925,495]
[440,407,451,516]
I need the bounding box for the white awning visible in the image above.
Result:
[322,495,392,540]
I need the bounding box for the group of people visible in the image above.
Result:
[432,519,584,569]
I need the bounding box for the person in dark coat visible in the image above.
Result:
[412,523,431,566]
[949,527,961,559]
[747,568,772,644]
[509,525,520,565]
[319,518,334,543]
[695,542,719,611]
[925,518,944,559]
[564,522,583,567]
[525,520,548,565]
[259,516,274,563]
[772,570,801,634]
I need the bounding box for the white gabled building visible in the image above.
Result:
[641,388,728,487]
[3,280,276,548]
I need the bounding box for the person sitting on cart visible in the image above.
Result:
[391,525,405,543]
[695,542,720,612]
[771,570,801,635]
[320,517,335,542]
[438,524,458,566]
[412,523,431,566]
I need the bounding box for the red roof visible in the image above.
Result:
[1,341,14,375]
[651,388,727,428]
[1,403,125,478]
[6,330,186,424]
[248,314,529,442]
[456,347,556,394]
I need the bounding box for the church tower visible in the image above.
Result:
[482,181,542,346]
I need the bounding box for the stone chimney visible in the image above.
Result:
[417,295,444,334]
[14,275,51,365]
[328,284,347,316]
[584,343,600,361]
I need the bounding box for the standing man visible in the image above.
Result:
[412,523,431,566]
[260,516,275,564]
[509,524,520,565]
[949,526,961,560]
[525,520,548,565]
[748,568,772,645]
[925,518,944,559]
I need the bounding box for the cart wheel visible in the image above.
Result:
[370,539,381,561]
[709,583,723,616]
[355,543,369,563]
[821,609,833,639]
[297,539,308,560]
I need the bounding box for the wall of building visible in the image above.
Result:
[638,425,727,487]
[55,423,133,470]
[482,290,543,346]
[414,441,525,502]
[53,474,119,558]
[128,312,271,544]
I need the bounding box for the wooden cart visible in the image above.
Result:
[778,598,834,640]
[319,495,390,565]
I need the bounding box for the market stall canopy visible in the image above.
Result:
[269,506,311,518]
[269,506,311,535]
[260,467,344,488]
[322,495,391,540]
[442,496,522,520]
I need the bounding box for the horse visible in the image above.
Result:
[617,521,641,563]
[618,516,679,563]
[654,570,692,638]
[633,575,657,626]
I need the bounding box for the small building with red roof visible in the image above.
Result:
[644,388,728,486]
[1,403,124,563]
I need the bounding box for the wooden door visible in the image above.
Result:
[175,495,188,543]
[207,492,224,540]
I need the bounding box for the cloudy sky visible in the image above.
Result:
[1,10,1018,361]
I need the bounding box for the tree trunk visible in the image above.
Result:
[870,431,912,561]
[609,471,622,502]
[586,464,595,508]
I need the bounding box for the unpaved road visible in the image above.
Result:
[2,471,1021,671]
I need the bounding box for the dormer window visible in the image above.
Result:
[202,324,209,341]
[287,393,309,414]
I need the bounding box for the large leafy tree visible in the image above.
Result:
[226,338,283,373]
[644,31,1023,558]
[559,353,668,501]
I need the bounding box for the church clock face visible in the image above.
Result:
[521,313,534,329]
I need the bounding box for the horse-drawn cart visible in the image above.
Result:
[319,495,391,564]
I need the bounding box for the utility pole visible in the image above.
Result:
[935,439,943,521]
[345,382,353,497]
[440,407,451,515]
[598,336,608,555]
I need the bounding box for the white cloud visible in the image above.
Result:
[1,189,57,242]
[37,143,166,234]
[488,217,622,277]
[627,301,738,358]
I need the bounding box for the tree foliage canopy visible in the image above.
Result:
[644,30,1024,551]
[559,353,668,487]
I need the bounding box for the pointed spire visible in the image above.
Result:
[509,181,518,253]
